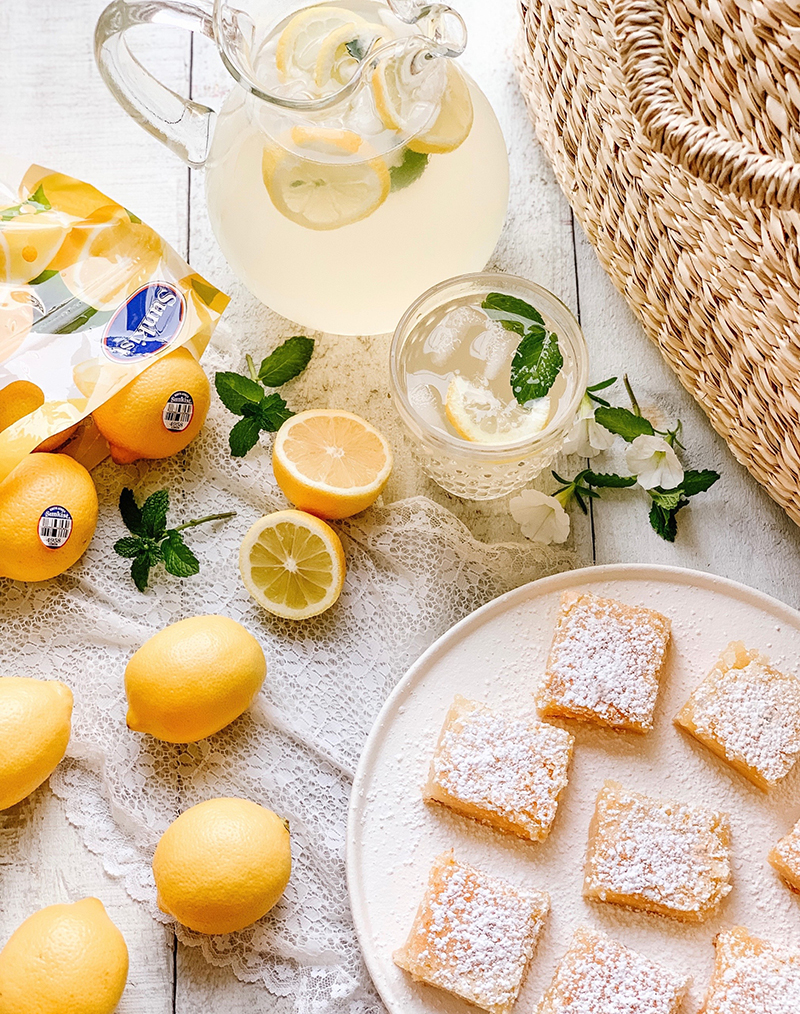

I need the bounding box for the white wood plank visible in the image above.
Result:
[573,224,800,606]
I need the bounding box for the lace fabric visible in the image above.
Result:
[3,334,576,1011]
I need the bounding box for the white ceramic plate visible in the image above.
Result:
[347,565,800,1014]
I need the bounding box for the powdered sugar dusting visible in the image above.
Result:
[704,927,800,1014]
[677,643,800,787]
[537,926,687,1014]
[395,852,548,1014]
[584,781,732,919]
[538,593,670,730]
[426,697,573,840]
[772,818,800,884]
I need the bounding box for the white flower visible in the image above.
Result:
[510,488,571,545]
[626,434,684,490]
[562,393,615,457]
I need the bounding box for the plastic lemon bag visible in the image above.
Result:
[0,155,229,481]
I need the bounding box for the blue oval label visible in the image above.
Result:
[102,282,185,362]
[38,505,73,549]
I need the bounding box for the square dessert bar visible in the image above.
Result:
[536,925,688,1014]
[394,851,549,1014]
[675,641,800,791]
[583,780,732,922]
[536,592,671,732]
[769,816,800,892]
[701,926,800,1014]
[423,695,574,842]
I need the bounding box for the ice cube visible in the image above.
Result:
[423,305,486,366]
[470,319,518,381]
[408,378,445,429]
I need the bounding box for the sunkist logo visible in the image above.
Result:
[102,282,186,362]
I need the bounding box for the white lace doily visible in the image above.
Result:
[2,330,576,1012]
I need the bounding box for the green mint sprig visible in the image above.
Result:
[648,469,720,541]
[481,292,563,407]
[114,488,236,592]
[215,335,315,457]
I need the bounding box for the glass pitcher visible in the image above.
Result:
[95,0,510,336]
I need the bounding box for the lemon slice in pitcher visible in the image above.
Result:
[276,6,368,82]
[408,63,473,154]
[262,134,390,230]
[239,509,346,620]
[445,376,551,444]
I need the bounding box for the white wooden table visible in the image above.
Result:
[4,0,800,1010]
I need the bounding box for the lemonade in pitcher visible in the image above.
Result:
[96,0,510,335]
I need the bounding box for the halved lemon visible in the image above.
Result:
[239,509,346,620]
[445,376,551,444]
[273,409,393,519]
[275,6,368,82]
[262,139,390,230]
[0,211,68,285]
[408,63,473,154]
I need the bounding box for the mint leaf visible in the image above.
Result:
[510,325,563,404]
[584,471,637,488]
[650,488,683,511]
[389,149,429,191]
[587,377,617,392]
[594,405,654,441]
[130,548,161,592]
[114,536,144,558]
[649,501,677,542]
[119,488,144,535]
[215,372,263,415]
[161,531,200,578]
[481,292,545,328]
[28,268,59,285]
[678,469,720,497]
[259,392,293,431]
[258,336,315,386]
[345,37,367,60]
[229,416,263,457]
[141,489,169,539]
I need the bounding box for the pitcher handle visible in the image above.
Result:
[95,0,216,168]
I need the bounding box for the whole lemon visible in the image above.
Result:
[125,615,266,743]
[153,798,291,935]
[0,897,128,1014]
[0,453,98,582]
[0,380,79,452]
[0,678,73,811]
[91,347,210,464]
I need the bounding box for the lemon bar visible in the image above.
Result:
[583,780,732,922]
[394,851,549,1014]
[536,925,688,1014]
[769,817,800,893]
[675,641,800,791]
[423,696,574,842]
[701,926,800,1013]
[536,592,671,732]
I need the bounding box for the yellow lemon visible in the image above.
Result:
[0,211,68,285]
[275,5,368,82]
[52,206,163,311]
[91,346,210,464]
[407,63,474,154]
[272,409,392,519]
[153,798,291,935]
[125,615,266,744]
[0,677,73,811]
[0,453,98,582]
[0,898,128,1014]
[0,381,79,452]
[239,509,346,620]
[21,167,120,220]
[444,375,551,444]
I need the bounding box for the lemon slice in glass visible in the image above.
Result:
[408,63,474,154]
[445,376,551,444]
[262,132,390,230]
[239,509,346,620]
[276,6,368,82]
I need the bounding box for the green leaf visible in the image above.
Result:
[678,468,720,497]
[119,488,144,536]
[584,471,637,488]
[481,292,545,329]
[587,377,617,392]
[28,268,59,285]
[114,536,145,559]
[215,372,264,415]
[161,531,200,578]
[510,325,563,404]
[130,548,162,593]
[649,501,677,542]
[229,416,263,457]
[389,149,429,191]
[496,318,526,335]
[141,489,169,539]
[594,405,655,441]
[0,184,51,221]
[345,37,367,60]
[650,488,683,511]
[125,207,141,224]
[258,336,315,387]
[259,392,293,431]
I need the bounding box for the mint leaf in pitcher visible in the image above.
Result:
[390,149,429,191]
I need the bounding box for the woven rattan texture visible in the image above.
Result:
[517,0,800,524]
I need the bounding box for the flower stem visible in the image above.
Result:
[173,511,237,532]
[623,373,641,416]
[246,354,258,383]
